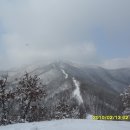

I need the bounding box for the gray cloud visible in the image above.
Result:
[0,0,130,69]
[101,58,130,69]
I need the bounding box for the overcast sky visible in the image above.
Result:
[0,0,130,70]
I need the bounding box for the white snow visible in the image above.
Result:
[61,69,68,79]
[72,77,83,104]
[0,119,130,130]
[86,114,93,120]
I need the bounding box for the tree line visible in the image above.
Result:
[0,72,85,125]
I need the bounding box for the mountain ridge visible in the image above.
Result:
[1,61,130,115]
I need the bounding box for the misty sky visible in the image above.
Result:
[0,0,130,70]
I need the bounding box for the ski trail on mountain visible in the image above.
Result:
[61,69,68,79]
[72,77,83,104]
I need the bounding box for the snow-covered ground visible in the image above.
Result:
[0,119,130,130]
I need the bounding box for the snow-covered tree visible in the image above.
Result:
[70,105,80,119]
[0,75,8,125]
[16,73,46,122]
[52,98,82,119]
[54,100,71,119]
[0,75,15,125]
[121,85,130,116]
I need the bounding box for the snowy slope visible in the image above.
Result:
[72,77,83,104]
[0,120,130,130]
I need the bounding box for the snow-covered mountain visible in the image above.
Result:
[1,61,130,116]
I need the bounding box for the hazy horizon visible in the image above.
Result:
[0,0,130,70]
